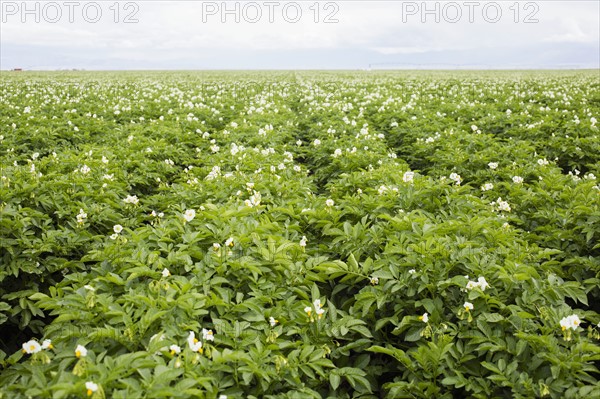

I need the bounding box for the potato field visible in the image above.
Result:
[1,71,599,398]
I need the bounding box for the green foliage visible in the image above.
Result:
[1,71,599,398]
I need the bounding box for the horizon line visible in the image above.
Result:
[3,67,600,72]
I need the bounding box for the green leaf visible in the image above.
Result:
[404,326,424,342]
[329,373,341,390]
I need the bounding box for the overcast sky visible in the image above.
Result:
[1,0,598,69]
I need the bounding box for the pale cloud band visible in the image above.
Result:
[1,1,598,69]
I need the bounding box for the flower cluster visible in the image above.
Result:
[245,190,261,207]
[206,165,221,180]
[123,194,139,205]
[560,314,582,341]
[377,185,398,195]
[77,209,87,225]
[22,339,52,354]
[465,276,490,291]
[150,210,164,219]
[449,173,462,185]
[560,314,581,331]
[481,183,494,192]
[110,224,123,240]
[187,331,203,353]
[491,197,511,212]
[186,328,215,354]
[304,299,325,322]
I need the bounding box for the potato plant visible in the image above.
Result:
[0,71,599,398]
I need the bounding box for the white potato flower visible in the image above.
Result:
[22,340,41,354]
[183,209,196,222]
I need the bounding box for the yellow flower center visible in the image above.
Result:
[87,389,93,396]
[76,351,81,358]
